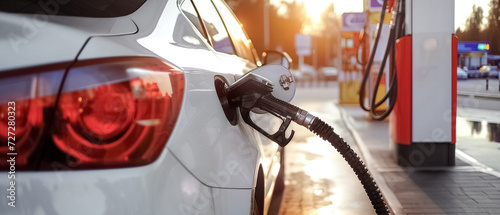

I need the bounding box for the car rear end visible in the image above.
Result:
[1,0,277,213]
[0,1,217,214]
[488,66,499,78]
[457,67,468,80]
[318,67,339,81]
[479,65,491,78]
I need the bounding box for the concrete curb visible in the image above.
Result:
[457,91,500,99]
[338,106,404,215]
[338,104,500,215]
[455,149,500,179]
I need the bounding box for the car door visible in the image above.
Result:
[148,0,270,190]
[184,0,281,192]
[209,0,283,197]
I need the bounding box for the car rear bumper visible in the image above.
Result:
[0,150,220,215]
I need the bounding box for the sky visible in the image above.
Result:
[455,0,490,30]
[296,0,492,30]
[302,0,364,22]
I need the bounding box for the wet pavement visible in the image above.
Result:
[342,102,500,214]
[276,83,500,214]
[276,86,376,215]
[456,108,500,172]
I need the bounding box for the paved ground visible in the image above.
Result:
[456,108,500,172]
[343,105,500,214]
[276,83,500,214]
[457,79,500,111]
[274,86,376,215]
[457,78,500,96]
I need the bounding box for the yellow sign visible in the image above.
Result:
[341,31,355,39]
[339,81,361,105]
[369,12,392,25]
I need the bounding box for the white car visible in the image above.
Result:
[318,67,339,81]
[0,0,286,214]
[457,67,468,80]
[292,64,316,82]
[479,65,499,78]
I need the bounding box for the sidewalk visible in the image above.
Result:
[340,105,500,214]
[457,78,500,99]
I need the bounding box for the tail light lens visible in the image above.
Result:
[0,99,43,165]
[0,69,65,170]
[0,57,184,170]
[53,57,184,169]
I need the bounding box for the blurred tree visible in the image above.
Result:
[300,3,340,67]
[320,3,339,34]
[485,0,500,55]
[457,5,485,41]
[457,1,500,55]
[269,0,307,68]
[456,27,463,36]
[302,3,338,35]
[226,0,308,68]
[319,3,340,66]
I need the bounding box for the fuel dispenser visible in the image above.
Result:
[392,0,457,166]
[359,5,393,117]
[339,13,366,105]
[359,0,457,166]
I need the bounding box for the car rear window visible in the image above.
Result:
[0,0,146,17]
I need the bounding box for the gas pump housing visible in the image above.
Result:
[391,0,457,167]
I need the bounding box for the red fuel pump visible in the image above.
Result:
[391,0,456,166]
[359,0,457,166]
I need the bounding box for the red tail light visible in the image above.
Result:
[53,57,184,169]
[0,69,65,170]
[0,99,46,168]
[0,57,184,170]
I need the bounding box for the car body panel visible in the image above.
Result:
[0,0,282,213]
[490,71,500,78]
[0,150,217,215]
[457,67,468,80]
[213,188,252,215]
[0,12,137,71]
[79,0,264,189]
[319,67,339,81]
[466,69,480,78]
[479,65,499,78]
[167,71,261,188]
[293,64,316,82]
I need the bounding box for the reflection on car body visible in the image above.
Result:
[0,0,285,214]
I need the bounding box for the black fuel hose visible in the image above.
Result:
[309,118,389,215]
[359,0,388,113]
[359,0,405,120]
[258,95,389,215]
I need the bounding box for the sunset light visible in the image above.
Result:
[303,0,363,23]
[271,0,363,24]
[303,0,330,23]
[455,0,490,30]
[301,0,491,30]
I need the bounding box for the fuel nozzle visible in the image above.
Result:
[214,71,389,215]
[215,72,315,147]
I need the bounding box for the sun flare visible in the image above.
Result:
[303,0,329,23]
[302,0,364,23]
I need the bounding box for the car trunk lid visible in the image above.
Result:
[0,12,137,71]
